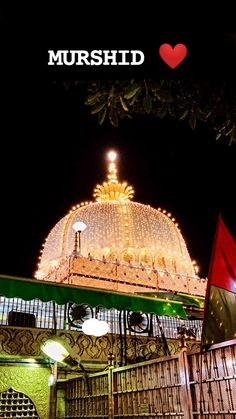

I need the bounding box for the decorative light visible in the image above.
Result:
[41,337,69,363]
[41,336,81,370]
[48,373,56,387]
[82,318,110,336]
[36,151,196,281]
[72,221,87,232]
[93,150,134,202]
[107,150,117,162]
[72,221,87,254]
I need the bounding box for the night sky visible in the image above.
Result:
[1,80,236,280]
[1,13,236,280]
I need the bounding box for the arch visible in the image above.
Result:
[155,255,166,270]
[139,249,152,267]
[121,249,135,264]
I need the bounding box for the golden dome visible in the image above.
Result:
[36,151,195,279]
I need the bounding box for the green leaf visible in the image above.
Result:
[143,95,152,113]
[85,92,103,105]
[129,94,139,106]
[98,107,107,125]
[109,108,119,127]
[126,114,133,119]
[179,109,189,121]
[124,85,141,100]
[119,96,129,111]
[108,86,115,99]
[91,102,107,114]
[216,131,222,141]
[188,113,197,130]
[229,131,236,144]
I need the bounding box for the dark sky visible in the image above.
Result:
[1,13,236,280]
[1,79,236,280]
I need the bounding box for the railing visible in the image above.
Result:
[188,341,236,417]
[38,254,207,297]
[0,296,202,340]
[66,371,109,418]
[65,340,236,419]
[65,351,188,418]
[0,296,66,329]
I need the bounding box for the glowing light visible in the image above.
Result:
[82,318,110,336]
[48,373,56,386]
[41,337,69,362]
[93,150,134,202]
[36,151,196,282]
[107,150,117,162]
[72,221,87,232]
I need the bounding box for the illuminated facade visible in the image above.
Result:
[0,151,209,419]
[35,151,206,297]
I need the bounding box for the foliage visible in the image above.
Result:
[64,80,236,144]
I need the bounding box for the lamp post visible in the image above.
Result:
[72,221,87,255]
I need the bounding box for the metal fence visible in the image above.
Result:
[0,296,66,329]
[65,340,236,419]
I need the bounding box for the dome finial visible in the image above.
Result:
[93,150,134,202]
[107,150,118,183]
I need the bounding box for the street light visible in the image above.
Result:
[72,221,87,255]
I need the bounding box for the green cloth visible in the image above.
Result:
[0,275,187,319]
[138,291,205,308]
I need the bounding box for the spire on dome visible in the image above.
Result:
[93,150,134,202]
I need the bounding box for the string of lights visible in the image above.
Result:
[35,151,202,298]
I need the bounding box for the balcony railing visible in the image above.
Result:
[0,295,202,340]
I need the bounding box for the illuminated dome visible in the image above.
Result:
[36,151,196,279]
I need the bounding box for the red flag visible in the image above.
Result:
[201,215,236,348]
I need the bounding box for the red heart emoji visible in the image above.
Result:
[159,43,187,69]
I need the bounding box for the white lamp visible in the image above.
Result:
[41,336,79,368]
[82,318,110,337]
[41,336,69,363]
[107,150,117,162]
[95,320,110,336]
[72,221,87,254]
